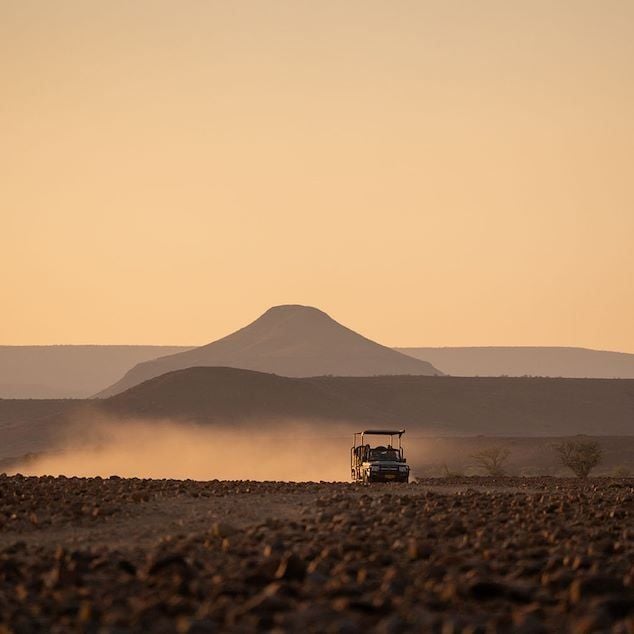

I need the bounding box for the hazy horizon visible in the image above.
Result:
[3,2,633,352]
[4,339,634,357]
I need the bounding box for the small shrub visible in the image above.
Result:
[611,465,632,478]
[471,447,510,477]
[553,439,602,478]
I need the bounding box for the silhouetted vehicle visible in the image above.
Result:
[351,429,409,483]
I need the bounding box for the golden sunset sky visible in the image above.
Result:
[2,1,633,350]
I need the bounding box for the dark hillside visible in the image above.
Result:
[101,367,375,423]
[2,370,633,464]
[102,369,634,436]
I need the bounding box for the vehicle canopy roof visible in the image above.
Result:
[359,429,405,436]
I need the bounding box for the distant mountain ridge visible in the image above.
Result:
[0,345,191,398]
[96,305,441,397]
[398,346,634,379]
[6,334,634,401]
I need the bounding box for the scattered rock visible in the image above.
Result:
[0,475,631,632]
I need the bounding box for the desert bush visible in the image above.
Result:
[471,447,510,476]
[611,465,632,478]
[553,439,602,478]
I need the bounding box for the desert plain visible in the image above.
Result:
[1,474,632,633]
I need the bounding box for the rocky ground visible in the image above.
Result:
[0,475,631,633]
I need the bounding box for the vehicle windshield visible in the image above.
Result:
[369,447,400,461]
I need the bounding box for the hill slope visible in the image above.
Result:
[97,305,441,397]
[2,369,634,463]
[0,346,191,398]
[101,366,377,422]
[397,346,634,378]
[99,367,634,436]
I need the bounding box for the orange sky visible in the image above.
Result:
[2,1,633,350]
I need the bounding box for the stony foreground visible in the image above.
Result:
[0,476,632,633]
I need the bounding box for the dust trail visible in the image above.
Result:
[11,417,353,481]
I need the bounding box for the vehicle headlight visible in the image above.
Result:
[370,465,380,471]
[399,466,408,472]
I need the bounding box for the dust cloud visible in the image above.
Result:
[12,418,353,481]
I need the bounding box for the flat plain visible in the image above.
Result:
[0,475,631,633]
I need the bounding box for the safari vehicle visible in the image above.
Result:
[351,429,410,483]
